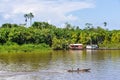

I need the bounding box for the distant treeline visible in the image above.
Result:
[0,22,120,50]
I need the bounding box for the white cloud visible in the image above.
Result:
[0,0,95,26]
[3,14,11,19]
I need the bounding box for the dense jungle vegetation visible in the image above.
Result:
[0,21,120,52]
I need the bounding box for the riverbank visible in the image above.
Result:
[1,43,120,54]
[0,43,52,53]
[84,48,120,50]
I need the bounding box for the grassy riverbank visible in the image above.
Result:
[99,43,120,49]
[1,44,120,54]
[0,43,52,53]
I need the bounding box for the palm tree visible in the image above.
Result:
[28,12,34,26]
[103,22,107,27]
[85,23,93,29]
[24,12,34,27]
[24,14,28,25]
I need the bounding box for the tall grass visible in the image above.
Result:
[0,43,52,53]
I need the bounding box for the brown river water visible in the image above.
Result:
[0,50,120,80]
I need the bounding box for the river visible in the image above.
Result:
[0,50,120,80]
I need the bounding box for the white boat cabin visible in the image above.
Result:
[86,45,98,49]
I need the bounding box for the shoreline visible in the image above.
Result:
[69,48,120,50]
[85,48,120,50]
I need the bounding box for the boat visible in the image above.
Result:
[69,44,83,50]
[86,45,98,50]
[67,68,90,72]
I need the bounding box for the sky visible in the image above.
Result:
[0,0,120,30]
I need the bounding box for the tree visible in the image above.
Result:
[1,23,19,28]
[24,14,28,25]
[103,22,107,27]
[1,23,12,28]
[64,22,74,30]
[24,12,34,27]
[31,22,56,29]
[28,12,34,26]
[85,23,93,29]
[0,28,10,44]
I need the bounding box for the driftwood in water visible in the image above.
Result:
[67,68,90,73]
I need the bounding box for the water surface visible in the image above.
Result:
[0,50,120,80]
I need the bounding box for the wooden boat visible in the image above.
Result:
[67,68,90,72]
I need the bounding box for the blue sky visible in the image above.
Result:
[0,0,120,30]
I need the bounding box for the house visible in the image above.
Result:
[69,44,83,50]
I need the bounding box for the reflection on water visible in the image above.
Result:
[0,50,120,80]
[0,52,52,72]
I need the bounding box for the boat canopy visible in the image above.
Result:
[70,44,83,46]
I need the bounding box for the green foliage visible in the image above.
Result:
[4,41,18,46]
[1,23,20,28]
[0,28,10,44]
[31,21,56,29]
[0,22,120,51]
[0,43,51,53]
[52,37,69,50]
